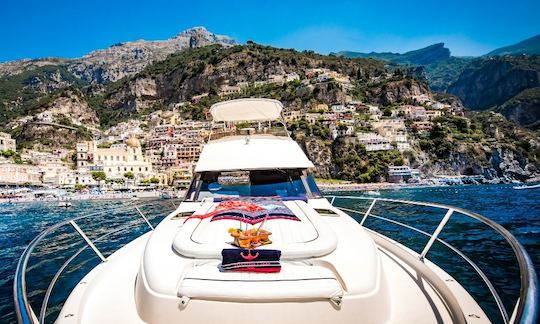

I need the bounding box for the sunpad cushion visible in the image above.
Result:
[172,201,337,259]
[178,262,343,301]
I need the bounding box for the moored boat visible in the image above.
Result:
[513,183,540,190]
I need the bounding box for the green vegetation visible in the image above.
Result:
[91,171,106,182]
[141,177,160,184]
[496,87,540,130]
[332,140,404,183]
[74,184,87,191]
[0,67,88,127]
[97,142,112,148]
[0,149,25,164]
[123,171,134,179]
[289,119,330,139]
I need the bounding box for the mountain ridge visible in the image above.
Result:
[333,42,451,65]
[486,34,540,56]
[0,27,236,83]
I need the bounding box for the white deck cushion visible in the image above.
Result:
[172,201,337,259]
[178,262,343,301]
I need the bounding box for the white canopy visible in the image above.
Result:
[209,98,283,122]
[195,136,314,172]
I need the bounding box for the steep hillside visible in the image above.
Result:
[422,57,473,92]
[447,56,540,109]
[91,44,388,127]
[0,27,235,127]
[486,34,540,56]
[495,87,540,129]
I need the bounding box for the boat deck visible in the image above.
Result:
[57,208,489,323]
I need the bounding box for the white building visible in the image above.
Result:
[36,111,54,123]
[77,138,154,182]
[331,105,349,113]
[432,102,451,110]
[368,105,382,121]
[356,132,393,151]
[388,166,420,183]
[426,110,443,120]
[219,85,242,97]
[0,162,41,185]
[331,125,354,139]
[285,72,300,82]
[393,132,411,151]
[0,132,16,151]
[371,118,406,137]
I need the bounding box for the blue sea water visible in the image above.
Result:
[0,184,538,323]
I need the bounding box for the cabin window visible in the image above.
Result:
[185,169,322,201]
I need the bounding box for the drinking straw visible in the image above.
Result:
[257,213,268,234]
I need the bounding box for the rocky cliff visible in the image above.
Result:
[495,87,540,129]
[68,27,235,84]
[368,77,430,105]
[447,56,540,109]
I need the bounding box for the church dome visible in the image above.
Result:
[126,137,141,147]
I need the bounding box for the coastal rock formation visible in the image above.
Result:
[419,144,538,181]
[6,88,98,149]
[489,147,537,180]
[1,33,539,183]
[12,122,93,151]
[43,89,99,126]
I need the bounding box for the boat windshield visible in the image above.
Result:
[184,169,322,201]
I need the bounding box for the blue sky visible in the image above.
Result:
[1,0,539,62]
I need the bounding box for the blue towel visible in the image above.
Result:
[221,248,281,273]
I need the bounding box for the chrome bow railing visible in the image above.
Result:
[327,195,538,324]
[13,200,175,324]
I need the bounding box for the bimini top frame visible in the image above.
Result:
[207,98,291,142]
[209,98,283,122]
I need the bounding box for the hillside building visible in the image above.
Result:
[356,132,393,152]
[387,166,421,183]
[77,138,154,181]
[0,162,41,185]
[0,132,16,151]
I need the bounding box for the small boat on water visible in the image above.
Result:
[58,201,72,208]
[513,183,540,190]
[365,190,381,196]
[160,191,172,199]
